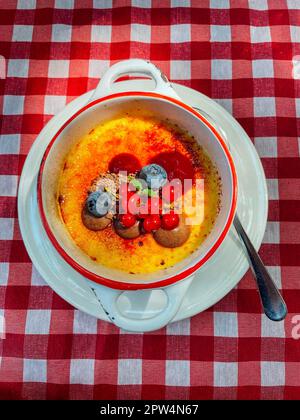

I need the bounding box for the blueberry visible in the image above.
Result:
[86,191,112,217]
[139,164,167,190]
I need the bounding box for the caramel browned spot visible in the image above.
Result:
[58,194,65,205]
[81,207,113,231]
[153,215,190,248]
[114,218,141,240]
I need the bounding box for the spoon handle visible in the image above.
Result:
[233,215,287,321]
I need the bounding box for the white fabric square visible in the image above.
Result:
[132,0,151,6]
[171,24,191,43]
[292,56,300,80]
[296,98,300,117]
[44,95,66,115]
[265,266,281,289]
[166,360,190,386]
[17,0,36,8]
[48,60,69,78]
[210,0,229,7]
[263,221,280,244]
[93,0,113,7]
[249,0,268,10]
[262,314,285,338]
[254,97,276,117]
[55,0,74,8]
[3,95,25,115]
[211,25,231,42]
[287,0,300,8]
[70,359,95,384]
[252,60,274,78]
[214,312,238,337]
[0,218,14,240]
[250,26,271,43]
[12,25,33,42]
[211,59,232,80]
[91,25,112,43]
[171,0,190,6]
[0,175,18,197]
[89,60,110,78]
[31,266,46,286]
[261,361,285,386]
[167,319,190,335]
[131,24,151,43]
[216,98,232,114]
[255,137,277,157]
[170,60,191,80]
[23,359,47,382]
[0,263,9,286]
[7,59,29,77]
[214,362,238,387]
[267,179,279,200]
[73,310,98,334]
[118,359,142,385]
[25,310,51,334]
[0,134,20,154]
[290,26,300,43]
[52,24,72,42]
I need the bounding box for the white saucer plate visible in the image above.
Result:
[18,81,268,323]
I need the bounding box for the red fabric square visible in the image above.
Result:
[95,334,120,360]
[190,336,214,361]
[238,337,261,362]
[47,334,73,359]
[143,335,166,360]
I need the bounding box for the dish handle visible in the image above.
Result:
[89,59,180,102]
[90,276,194,333]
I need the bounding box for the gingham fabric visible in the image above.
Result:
[0,0,300,401]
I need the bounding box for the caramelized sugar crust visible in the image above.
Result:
[58,113,221,274]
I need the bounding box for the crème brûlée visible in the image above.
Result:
[57,113,221,274]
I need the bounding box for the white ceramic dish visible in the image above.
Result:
[18,77,268,330]
[36,59,238,332]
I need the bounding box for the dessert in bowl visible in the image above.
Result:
[37,59,237,331]
[57,111,221,275]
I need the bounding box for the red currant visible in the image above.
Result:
[119,213,136,228]
[143,215,161,232]
[161,212,180,230]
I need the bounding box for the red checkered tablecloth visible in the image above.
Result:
[0,0,300,401]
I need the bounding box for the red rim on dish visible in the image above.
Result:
[37,92,238,290]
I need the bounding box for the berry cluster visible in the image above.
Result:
[117,164,181,234]
[82,163,189,247]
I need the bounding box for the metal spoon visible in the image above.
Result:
[234,215,287,321]
[192,105,287,320]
